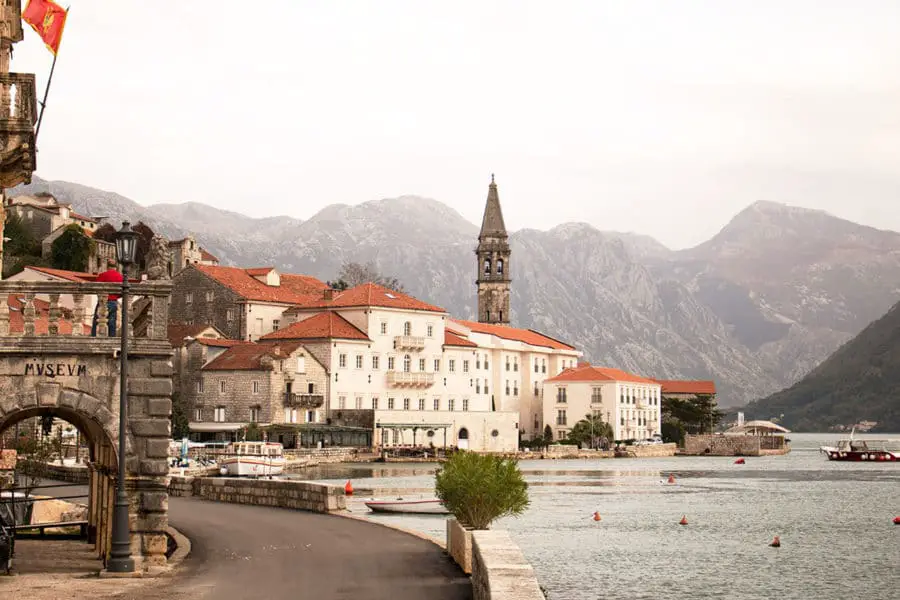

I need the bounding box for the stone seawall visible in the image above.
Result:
[682,434,787,456]
[615,443,677,458]
[471,530,544,600]
[17,459,89,484]
[167,476,346,513]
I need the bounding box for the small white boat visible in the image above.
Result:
[364,498,450,515]
[219,441,286,477]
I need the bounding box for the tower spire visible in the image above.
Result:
[475,175,511,325]
[479,174,507,241]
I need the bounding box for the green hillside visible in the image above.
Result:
[744,300,900,432]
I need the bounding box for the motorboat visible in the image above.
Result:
[219,441,286,476]
[364,497,450,514]
[820,429,899,462]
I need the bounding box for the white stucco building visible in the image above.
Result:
[542,363,662,442]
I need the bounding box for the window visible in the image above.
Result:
[462,398,469,411]
[307,382,315,393]
[355,397,363,409]
[297,356,306,372]
[476,380,481,393]
[556,388,567,403]
[219,380,226,394]
[497,259,504,275]
[433,398,440,411]
[403,321,412,336]
[505,381,509,396]
[485,382,489,394]
[556,410,567,426]
[534,383,539,396]
[448,399,455,411]
[272,319,280,331]
[372,355,380,370]
[449,359,456,373]
[514,384,519,396]
[388,398,395,410]
[463,360,469,373]
[252,381,260,394]
[339,354,347,368]
[591,388,602,404]
[339,396,346,409]
[284,407,298,423]
[372,397,379,410]
[484,259,491,274]
[403,398,410,410]
[185,292,193,304]
[513,357,518,372]
[427,324,433,337]
[484,354,490,369]
[250,406,260,422]
[214,406,226,422]
[205,290,214,302]
[388,356,395,370]
[419,358,426,371]
[534,359,539,373]
[196,380,204,393]
[418,398,425,411]
[355,355,363,369]
[434,359,441,372]
[193,408,202,421]
[380,321,388,335]
[506,357,510,371]
[541,359,546,373]
[403,355,411,372]
[476,357,481,369]
[226,308,235,322]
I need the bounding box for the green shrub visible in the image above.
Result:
[434,451,529,530]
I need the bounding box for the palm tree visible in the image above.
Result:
[567,413,613,449]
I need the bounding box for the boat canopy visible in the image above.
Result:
[724,420,790,435]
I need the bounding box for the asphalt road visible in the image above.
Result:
[34,481,473,600]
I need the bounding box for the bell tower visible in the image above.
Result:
[476,174,510,325]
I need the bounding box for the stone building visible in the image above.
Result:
[542,363,662,442]
[476,175,511,325]
[167,235,218,277]
[169,264,329,340]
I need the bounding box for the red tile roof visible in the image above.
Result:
[71,212,97,223]
[259,312,369,341]
[294,282,445,313]
[202,341,304,371]
[444,330,477,347]
[545,364,659,384]
[167,322,225,348]
[24,266,97,282]
[199,248,219,262]
[194,337,243,348]
[6,295,88,335]
[192,264,328,305]
[655,380,717,395]
[452,319,576,351]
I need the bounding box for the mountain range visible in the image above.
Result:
[11,176,900,411]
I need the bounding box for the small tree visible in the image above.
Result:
[567,413,614,449]
[335,261,405,292]
[171,391,190,440]
[543,424,554,445]
[50,224,95,272]
[3,211,41,257]
[92,222,117,243]
[434,451,529,530]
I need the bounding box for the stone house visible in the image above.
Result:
[542,363,663,442]
[167,235,218,277]
[169,264,329,340]
[168,322,229,399]
[5,193,98,240]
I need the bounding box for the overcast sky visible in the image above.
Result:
[14,0,900,249]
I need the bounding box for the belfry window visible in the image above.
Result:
[497,259,504,275]
[484,259,491,275]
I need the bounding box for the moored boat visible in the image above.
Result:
[820,431,899,462]
[364,498,450,514]
[219,441,286,476]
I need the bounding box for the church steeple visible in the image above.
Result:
[475,174,511,325]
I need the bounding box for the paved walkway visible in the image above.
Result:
[6,483,472,600]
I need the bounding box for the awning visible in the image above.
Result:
[189,422,245,432]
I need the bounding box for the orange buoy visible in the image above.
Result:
[592,511,602,522]
[893,516,900,525]
[770,535,781,547]
[679,515,688,526]
[734,458,746,465]
[344,480,353,496]
[667,475,676,484]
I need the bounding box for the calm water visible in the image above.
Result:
[293,433,900,600]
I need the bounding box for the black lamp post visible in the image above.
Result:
[107,221,138,573]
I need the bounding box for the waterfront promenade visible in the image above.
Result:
[6,482,472,600]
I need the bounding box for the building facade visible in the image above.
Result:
[542,363,662,442]
[167,235,218,277]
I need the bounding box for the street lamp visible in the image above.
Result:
[107,221,138,573]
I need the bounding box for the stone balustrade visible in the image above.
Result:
[0,72,37,124]
[470,530,544,600]
[386,371,435,387]
[168,476,346,512]
[393,335,426,350]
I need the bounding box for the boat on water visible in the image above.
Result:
[364,498,450,514]
[219,441,286,476]
[820,429,900,462]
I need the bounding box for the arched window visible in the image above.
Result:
[403,354,411,372]
[403,321,411,336]
[497,259,504,274]
[458,427,469,440]
[483,259,491,275]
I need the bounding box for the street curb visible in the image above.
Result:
[96,526,190,579]
[332,509,447,550]
[166,525,191,568]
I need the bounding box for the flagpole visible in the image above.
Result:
[33,6,68,145]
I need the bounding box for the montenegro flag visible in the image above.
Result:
[22,0,68,55]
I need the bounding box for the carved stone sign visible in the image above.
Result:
[24,362,87,377]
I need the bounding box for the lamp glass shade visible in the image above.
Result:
[115,221,139,266]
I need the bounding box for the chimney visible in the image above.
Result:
[323,288,335,301]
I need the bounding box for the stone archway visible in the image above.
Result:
[458,427,469,450]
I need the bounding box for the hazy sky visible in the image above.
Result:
[14,1,900,249]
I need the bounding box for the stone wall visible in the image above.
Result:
[614,443,677,458]
[170,476,346,513]
[169,267,244,339]
[470,530,544,600]
[543,445,615,459]
[16,459,89,483]
[683,434,761,456]
[446,518,472,574]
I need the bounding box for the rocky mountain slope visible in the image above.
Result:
[743,298,900,432]
[11,177,900,408]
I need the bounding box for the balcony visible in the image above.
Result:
[0,72,38,188]
[394,335,426,350]
[386,371,435,388]
[285,393,325,409]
